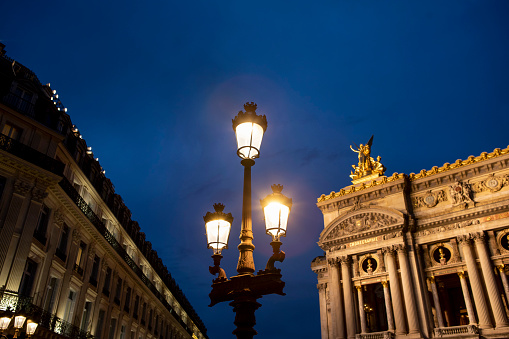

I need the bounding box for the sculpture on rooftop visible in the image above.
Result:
[349,135,386,183]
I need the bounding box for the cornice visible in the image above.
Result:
[317,145,509,203]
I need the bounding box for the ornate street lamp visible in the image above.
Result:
[205,102,291,339]
[0,309,38,339]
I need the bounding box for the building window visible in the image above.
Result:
[43,277,59,313]
[95,309,106,339]
[74,241,86,276]
[56,224,70,262]
[133,295,139,319]
[124,287,131,313]
[80,301,93,331]
[148,309,153,330]
[63,289,77,323]
[19,258,37,296]
[90,255,100,286]
[2,122,22,140]
[119,325,126,339]
[33,204,50,245]
[114,277,122,305]
[103,267,112,296]
[108,318,117,339]
[141,302,146,325]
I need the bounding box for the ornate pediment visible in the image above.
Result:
[319,206,405,249]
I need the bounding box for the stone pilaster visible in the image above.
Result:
[396,244,420,334]
[381,281,395,331]
[497,265,509,310]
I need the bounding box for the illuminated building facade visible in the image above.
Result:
[0,44,207,339]
[312,140,509,339]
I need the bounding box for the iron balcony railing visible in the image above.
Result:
[2,93,35,118]
[58,177,199,337]
[0,290,92,339]
[0,133,64,176]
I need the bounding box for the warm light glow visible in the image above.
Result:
[26,321,38,335]
[206,219,231,254]
[13,315,25,329]
[235,122,264,159]
[263,202,290,240]
[0,317,11,330]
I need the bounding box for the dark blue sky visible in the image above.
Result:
[2,1,509,338]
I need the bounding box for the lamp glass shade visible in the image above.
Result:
[206,219,231,254]
[26,321,38,335]
[235,122,264,159]
[0,317,11,330]
[263,202,290,240]
[13,315,25,329]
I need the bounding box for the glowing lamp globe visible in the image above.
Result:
[260,184,292,241]
[232,102,268,160]
[26,321,38,336]
[13,315,26,329]
[0,317,11,331]
[204,203,234,254]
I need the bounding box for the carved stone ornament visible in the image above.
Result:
[323,212,399,241]
[359,254,380,276]
[31,187,48,203]
[13,180,32,196]
[473,173,509,193]
[449,180,474,206]
[429,243,455,266]
[317,283,327,291]
[72,228,81,243]
[53,210,64,227]
[88,242,96,258]
[496,229,509,254]
[412,190,447,208]
[415,219,480,238]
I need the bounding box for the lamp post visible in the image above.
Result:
[0,309,38,339]
[204,102,292,339]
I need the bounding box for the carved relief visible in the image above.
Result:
[449,181,474,206]
[13,180,32,196]
[324,212,399,241]
[359,254,380,276]
[429,243,455,266]
[72,228,81,243]
[31,188,48,203]
[496,229,509,254]
[473,173,509,193]
[412,190,447,208]
[53,210,64,227]
[415,219,480,237]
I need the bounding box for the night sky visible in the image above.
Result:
[2,1,509,338]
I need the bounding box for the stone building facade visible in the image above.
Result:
[312,143,509,339]
[0,44,207,339]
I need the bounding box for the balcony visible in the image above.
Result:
[355,331,394,339]
[0,133,64,176]
[433,325,479,338]
[0,289,91,339]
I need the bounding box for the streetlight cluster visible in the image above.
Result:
[0,309,38,338]
[203,102,292,339]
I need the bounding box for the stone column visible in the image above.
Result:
[457,271,477,325]
[473,232,509,328]
[340,256,356,339]
[396,244,420,334]
[356,286,367,333]
[428,277,445,328]
[458,235,492,329]
[328,258,345,339]
[383,247,406,335]
[381,281,395,331]
[318,283,329,339]
[497,265,509,308]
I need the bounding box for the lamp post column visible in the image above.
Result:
[237,159,256,275]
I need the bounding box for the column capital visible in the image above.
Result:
[457,234,472,245]
[317,283,327,291]
[472,231,486,242]
[339,255,351,266]
[13,179,32,196]
[457,271,466,279]
[428,276,436,284]
[53,209,64,228]
[327,257,339,266]
[32,187,48,203]
[395,243,407,255]
[355,285,362,291]
[498,265,506,273]
[72,228,81,244]
[381,246,396,255]
[381,280,389,288]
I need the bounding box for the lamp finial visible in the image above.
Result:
[271,184,283,194]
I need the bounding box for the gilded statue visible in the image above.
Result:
[349,135,386,183]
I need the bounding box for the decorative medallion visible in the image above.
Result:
[432,246,451,265]
[413,190,447,209]
[361,257,377,275]
[500,233,509,252]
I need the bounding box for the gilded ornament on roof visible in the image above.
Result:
[349,135,386,184]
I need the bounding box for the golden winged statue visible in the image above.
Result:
[349,135,386,183]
